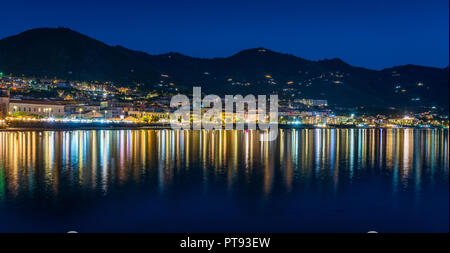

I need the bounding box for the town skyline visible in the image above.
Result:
[1,27,448,112]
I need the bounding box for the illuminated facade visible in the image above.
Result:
[0,89,9,119]
[128,110,170,121]
[9,100,65,117]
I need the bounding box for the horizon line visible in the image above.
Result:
[1,26,449,71]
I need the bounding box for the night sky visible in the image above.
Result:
[0,0,448,69]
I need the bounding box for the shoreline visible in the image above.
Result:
[0,123,447,132]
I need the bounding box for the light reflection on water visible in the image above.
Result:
[0,128,448,232]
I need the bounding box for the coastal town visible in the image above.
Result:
[0,75,448,129]
[0,0,449,239]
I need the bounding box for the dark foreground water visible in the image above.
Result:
[0,128,448,233]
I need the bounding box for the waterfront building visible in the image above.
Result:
[102,107,125,119]
[128,110,170,122]
[388,116,417,126]
[9,99,65,117]
[81,110,104,118]
[0,89,10,119]
[64,103,101,117]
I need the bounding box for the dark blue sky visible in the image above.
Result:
[0,0,448,69]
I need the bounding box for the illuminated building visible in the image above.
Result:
[0,89,9,119]
[128,110,170,122]
[9,100,65,117]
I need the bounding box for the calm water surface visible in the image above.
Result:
[0,129,448,232]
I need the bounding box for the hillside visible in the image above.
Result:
[0,28,448,107]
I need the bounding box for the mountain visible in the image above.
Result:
[0,28,159,83]
[0,28,448,107]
